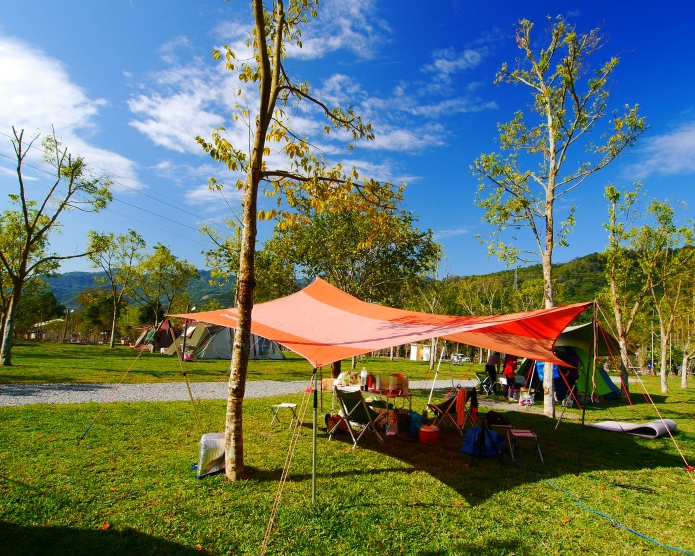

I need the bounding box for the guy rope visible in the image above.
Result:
[259,370,316,556]
[78,347,145,442]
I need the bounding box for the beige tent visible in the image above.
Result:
[164,322,285,360]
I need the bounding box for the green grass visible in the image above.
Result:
[1,378,695,555]
[0,341,481,384]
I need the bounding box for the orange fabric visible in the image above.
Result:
[455,388,467,427]
[169,278,590,368]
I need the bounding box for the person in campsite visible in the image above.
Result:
[502,354,518,396]
[485,351,501,392]
[564,350,580,392]
[556,350,580,404]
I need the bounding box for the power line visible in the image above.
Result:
[0,150,219,250]
[0,125,236,235]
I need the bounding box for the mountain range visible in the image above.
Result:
[47,252,606,310]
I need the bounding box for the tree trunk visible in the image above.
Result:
[617,333,631,395]
[428,337,437,371]
[0,313,5,352]
[542,199,555,418]
[109,296,118,349]
[681,353,690,389]
[223,106,264,480]
[659,322,668,394]
[1,282,23,366]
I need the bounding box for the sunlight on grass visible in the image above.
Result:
[1,376,695,555]
[1,342,482,384]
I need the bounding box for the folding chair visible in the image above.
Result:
[507,429,544,463]
[427,387,475,435]
[476,372,498,395]
[328,388,387,448]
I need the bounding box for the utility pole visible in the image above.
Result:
[651,319,654,374]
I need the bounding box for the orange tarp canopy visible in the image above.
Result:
[169,278,590,368]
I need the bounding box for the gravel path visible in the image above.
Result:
[0,379,477,407]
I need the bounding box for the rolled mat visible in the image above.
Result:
[588,419,677,438]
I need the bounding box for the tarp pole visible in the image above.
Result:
[181,304,190,359]
[577,301,597,475]
[428,340,445,406]
[312,368,317,504]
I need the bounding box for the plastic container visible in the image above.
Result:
[360,368,368,391]
[513,388,520,401]
[418,425,440,445]
[391,374,408,393]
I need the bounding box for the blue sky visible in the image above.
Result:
[1,0,694,278]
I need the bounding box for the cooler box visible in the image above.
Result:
[418,425,440,445]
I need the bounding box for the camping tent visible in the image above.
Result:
[163,323,209,355]
[163,323,285,360]
[554,322,622,399]
[170,278,591,367]
[131,321,179,352]
[518,322,622,399]
[196,326,285,360]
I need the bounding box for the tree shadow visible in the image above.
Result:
[0,521,203,556]
[314,404,691,507]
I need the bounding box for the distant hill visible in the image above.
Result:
[47,253,605,310]
[47,269,234,309]
[451,252,606,305]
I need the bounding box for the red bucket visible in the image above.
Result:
[418,425,440,445]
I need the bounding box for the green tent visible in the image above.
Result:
[554,323,622,398]
[518,323,622,399]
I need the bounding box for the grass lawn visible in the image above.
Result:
[1,374,695,555]
[0,341,482,384]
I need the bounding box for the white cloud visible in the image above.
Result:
[128,89,224,154]
[366,124,447,151]
[338,158,416,185]
[409,97,498,117]
[628,121,695,179]
[184,183,243,208]
[286,0,391,60]
[319,74,363,106]
[433,228,470,240]
[158,36,192,65]
[152,159,222,181]
[0,166,22,179]
[422,47,485,76]
[0,35,142,192]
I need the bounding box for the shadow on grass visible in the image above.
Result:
[0,521,202,556]
[311,401,690,506]
[623,394,669,405]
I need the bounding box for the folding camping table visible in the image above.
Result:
[270,403,298,427]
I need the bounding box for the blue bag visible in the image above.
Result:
[536,361,559,381]
[460,427,505,456]
[408,411,423,437]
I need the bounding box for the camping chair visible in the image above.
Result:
[328,388,386,448]
[427,387,475,435]
[476,372,498,395]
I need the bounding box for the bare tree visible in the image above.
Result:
[0,127,112,365]
[473,17,645,416]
